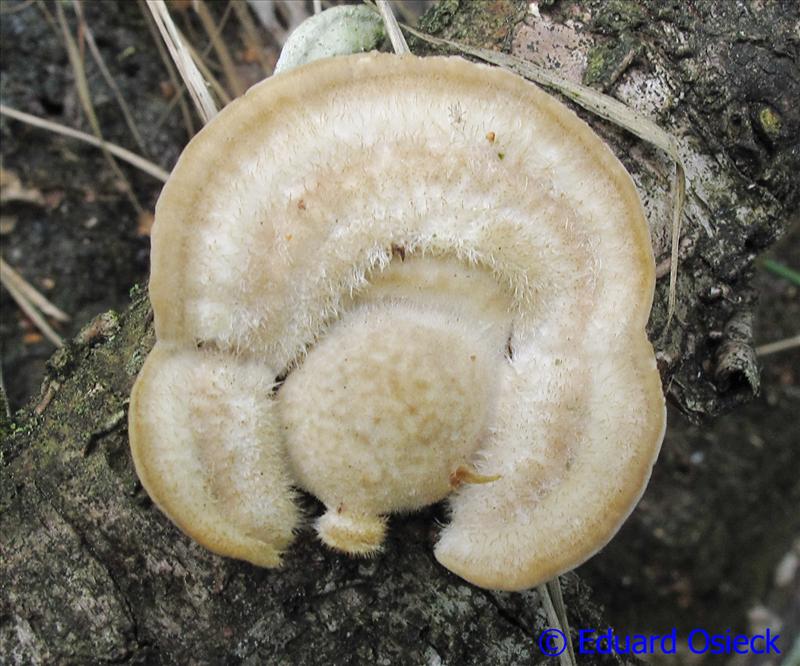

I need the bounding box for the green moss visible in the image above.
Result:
[582,36,639,89]
[590,0,646,34]
[418,0,460,35]
[128,283,145,300]
[758,106,781,141]
[417,0,525,50]
[125,349,145,377]
[47,347,73,376]
[584,46,609,87]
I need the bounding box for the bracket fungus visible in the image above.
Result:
[129,53,666,591]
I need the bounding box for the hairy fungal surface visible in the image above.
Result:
[128,53,666,591]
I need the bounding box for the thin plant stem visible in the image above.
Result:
[183,37,233,106]
[537,581,577,666]
[0,258,70,323]
[546,577,577,665]
[0,261,64,348]
[761,258,800,287]
[375,0,409,54]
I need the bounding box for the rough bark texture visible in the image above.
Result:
[2,1,798,664]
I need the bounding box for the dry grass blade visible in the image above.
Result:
[401,24,687,331]
[55,2,144,215]
[546,577,577,665]
[756,335,800,357]
[139,0,195,140]
[537,581,577,666]
[0,258,70,323]
[72,0,149,157]
[146,0,236,133]
[0,104,169,182]
[0,259,65,348]
[194,0,246,97]
[147,0,218,123]
[375,0,409,54]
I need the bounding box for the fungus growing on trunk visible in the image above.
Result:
[129,53,666,591]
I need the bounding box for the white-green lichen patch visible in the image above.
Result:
[275,5,385,74]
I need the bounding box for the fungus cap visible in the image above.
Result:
[129,52,666,591]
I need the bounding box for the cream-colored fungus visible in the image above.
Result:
[129,53,665,591]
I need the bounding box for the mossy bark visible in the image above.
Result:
[2,1,799,663]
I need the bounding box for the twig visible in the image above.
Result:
[0,104,169,182]
[313,0,322,14]
[72,0,149,157]
[146,0,218,123]
[0,260,64,348]
[55,2,144,215]
[34,380,60,416]
[194,0,246,97]
[756,335,800,357]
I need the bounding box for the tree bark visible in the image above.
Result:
[2,1,798,663]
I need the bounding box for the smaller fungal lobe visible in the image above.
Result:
[129,53,666,592]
